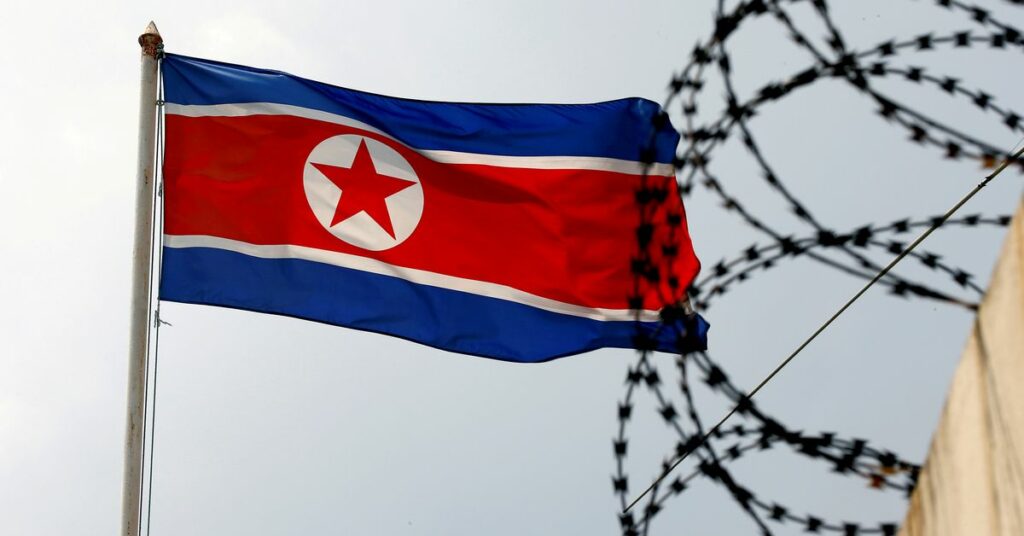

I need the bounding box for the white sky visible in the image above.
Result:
[1,1,1022,535]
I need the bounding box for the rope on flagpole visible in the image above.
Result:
[142,45,167,536]
[135,44,166,536]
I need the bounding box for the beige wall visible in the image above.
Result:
[901,198,1024,535]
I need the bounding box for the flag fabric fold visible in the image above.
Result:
[159,53,705,362]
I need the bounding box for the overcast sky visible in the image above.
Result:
[2,1,1023,535]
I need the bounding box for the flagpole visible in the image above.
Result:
[122,21,161,536]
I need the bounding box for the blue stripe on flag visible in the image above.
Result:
[161,54,680,163]
[159,247,705,362]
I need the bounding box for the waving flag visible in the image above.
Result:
[159,54,705,362]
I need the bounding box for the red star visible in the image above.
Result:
[311,140,417,238]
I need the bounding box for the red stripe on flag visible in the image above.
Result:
[163,114,697,311]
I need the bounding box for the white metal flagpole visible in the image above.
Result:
[122,21,162,536]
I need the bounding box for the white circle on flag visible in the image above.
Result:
[303,134,424,251]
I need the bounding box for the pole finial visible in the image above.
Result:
[139,21,162,57]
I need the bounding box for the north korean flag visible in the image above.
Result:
[159,54,706,363]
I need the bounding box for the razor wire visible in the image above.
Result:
[619,0,1022,534]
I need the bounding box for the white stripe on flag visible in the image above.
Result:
[164,102,676,176]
